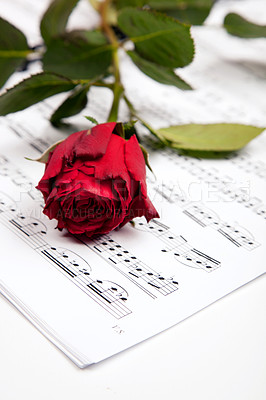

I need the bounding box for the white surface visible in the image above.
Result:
[0,273,266,400]
[1,115,266,367]
[0,0,266,397]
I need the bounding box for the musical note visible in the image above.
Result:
[189,165,220,183]
[0,192,17,213]
[183,204,220,228]
[243,196,263,209]
[39,246,131,319]
[133,218,221,272]
[0,156,30,188]
[7,120,51,154]
[0,155,8,168]
[231,153,266,180]
[0,198,131,319]
[0,160,180,301]
[151,180,190,208]
[174,246,221,272]
[255,204,266,219]
[218,223,260,251]
[80,234,179,298]
[40,246,79,278]
[87,280,128,304]
[181,203,261,250]
[147,166,262,249]
[0,154,42,201]
[153,147,266,222]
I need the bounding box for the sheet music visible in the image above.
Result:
[0,0,265,367]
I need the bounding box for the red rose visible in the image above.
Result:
[36,122,159,237]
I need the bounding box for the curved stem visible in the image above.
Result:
[100,0,124,122]
[108,83,124,122]
[123,94,167,144]
[123,94,137,118]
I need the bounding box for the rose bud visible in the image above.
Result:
[36,122,159,237]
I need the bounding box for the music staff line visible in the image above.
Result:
[0,190,180,319]
[0,154,43,201]
[150,181,261,251]
[154,147,266,222]
[5,117,52,154]
[0,153,220,275]
[132,218,221,272]
[0,161,180,301]
[3,120,266,221]
[0,192,132,319]
[78,234,179,298]
[228,152,266,180]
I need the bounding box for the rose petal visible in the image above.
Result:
[78,164,95,176]
[37,123,115,194]
[124,135,147,197]
[120,193,159,228]
[76,173,118,201]
[65,217,104,234]
[93,134,131,183]
[56,169,79,185]
[73,122,116,160]
[39,130,84,181]
[37,123,159,237]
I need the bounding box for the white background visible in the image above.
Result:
[1,273,266,400]
[0,0,266,398]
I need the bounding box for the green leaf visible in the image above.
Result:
[40,0,80,43]
[155,123,265,151]
[84,116,99,125]
[160,4,213,26]
[115,0,144,7]
[43,30,113,80]
[128,50,192,90]
[0,17,31,88]
[50,85,89,126]
[0,72,76,116]
[26,139,64,163]
[70,29,109,46]
[175,149,233,159]
[115,0,213,25]
[224,13,266,38]
[117,8,194,69]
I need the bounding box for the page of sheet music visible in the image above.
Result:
[0,0,265,367]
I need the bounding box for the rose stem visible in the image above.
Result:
[100,0,124,122]
[124,94,167,144]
